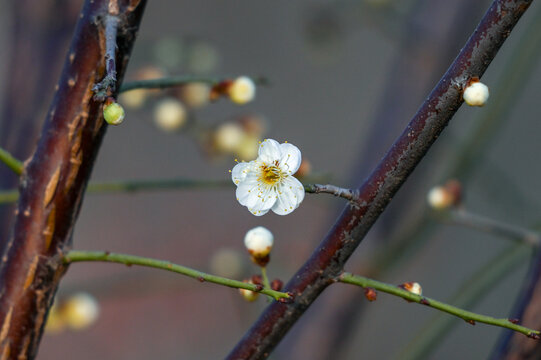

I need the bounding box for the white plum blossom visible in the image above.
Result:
[232,139,305,216]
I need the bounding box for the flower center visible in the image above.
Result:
[259,163,283,185]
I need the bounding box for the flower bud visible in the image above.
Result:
[179,82,210,109]
[296,159,312,178]
[153,98,187,132]
[229,76,256,105]
[118,88,148,109]
[251,274,263,285]
[271,279,283,292]
[244,226,274,265]
[239,280,260,302]
[213,122,246,153]
[463,80,489,107]
[103,100,125,126]
[364,287,377,302]
[400,282,423,296]
[62,292,100,330]
[427,179,462,210]
[235,134,260,161]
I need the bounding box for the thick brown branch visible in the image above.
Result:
[0,1,147,358]
[227,1,534,358]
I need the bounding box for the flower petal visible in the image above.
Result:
[258,139,281,164]
[247,208,270,216]
[278,143,302,175]
[271,176,305,215]
[236,173,260,208]
[247,186,276,215]
[231,161,251,186]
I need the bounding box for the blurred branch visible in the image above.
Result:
[0,1,147,358]
[0,147,23,176]
[227,1,534,358]
[339,271,539,339]
[400,244,530,360]
[444,209,540,247]
[63,251,290,301]
[119,75,269,93]
[0,179,347,205]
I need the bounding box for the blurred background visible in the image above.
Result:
[1,0,541,359]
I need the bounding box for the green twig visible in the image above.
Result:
[339,272,540,339]
[63,250,291,301]
[0,147,23,175]
[261,267,271,290]
[119,75,269,93]
[397,244,530,360]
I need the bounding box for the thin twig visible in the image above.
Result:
[0,178,349,205]
[304,183,357,201]
[446,209,540,247]
[398,244,530,360]
[0,178,233,205]
[227,1,534,358]
[339,272,540,339]
[63,251,290,301]
[119,75,269,93]
[0,147,23,176]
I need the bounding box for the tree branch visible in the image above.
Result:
[63,251,291,301]
[119,75,268,93]
[0,1,147,358]
[226,1,534,358]
[338,272,540,339]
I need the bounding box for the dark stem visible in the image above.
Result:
[226,1,533,358]
[304,183,357,201]
[92,10,119,100]
[0,1,147,358]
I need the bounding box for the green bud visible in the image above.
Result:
[103,102,125,125]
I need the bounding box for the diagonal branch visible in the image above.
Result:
[0,1,147,358]
[339,272,540,339]
[226,1,534,358]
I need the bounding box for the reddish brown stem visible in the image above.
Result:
[0,1,146,359]
[227,1,533,358]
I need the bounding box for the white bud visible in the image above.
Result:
[214,122,246,153]
[118,89,148,109]
[463,81,489,107]
[244,226,274,258]
[153,98,187,132]
[229,76,256,105]
[63,292,100,330]
[239,280,259,302]
[403,282,423,296]
[427,186,453,210]
[180,82,210,109]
